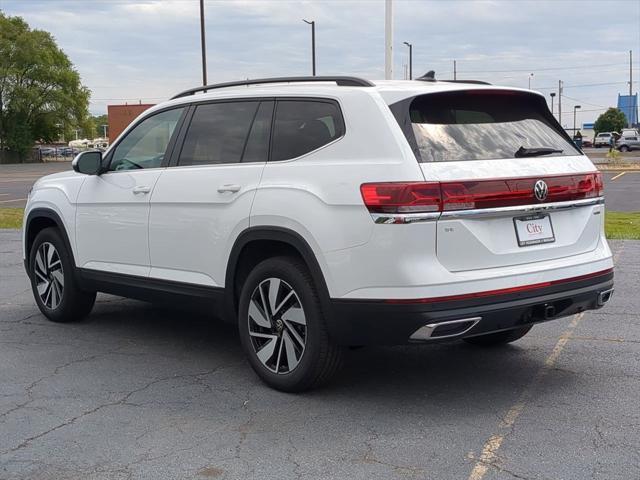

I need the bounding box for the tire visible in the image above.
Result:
[619,145,629,152]
[463,325,533,347]
[29,227,96,323]
[238,256,343,392]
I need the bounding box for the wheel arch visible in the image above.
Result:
[224,227,331,322]
[24,208,75,275]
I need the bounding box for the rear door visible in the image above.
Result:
[394,89,603,272]
[148,99,273,287]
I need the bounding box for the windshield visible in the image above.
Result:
[404,90,578,162]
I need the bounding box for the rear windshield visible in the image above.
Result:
[405,91,578,162]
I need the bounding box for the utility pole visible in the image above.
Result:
[199,0,207,86]
[403,42,412,79]
[384,0,393,79]
[303,20,316,76]
[558,80,563,127]
[630,50,633,127]
[454,60,457,80]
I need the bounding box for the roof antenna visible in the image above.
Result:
[417,70,436,82]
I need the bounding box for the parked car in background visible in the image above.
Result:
[59,147,80,157]
[593,132,614,148]
[39,147,57,157]
[617,134,640,151]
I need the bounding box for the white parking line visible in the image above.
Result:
[611,172,627,181]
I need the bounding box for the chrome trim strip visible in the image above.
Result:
[409,317,482,341]
[371,212,440,224]
[440,197,604,219]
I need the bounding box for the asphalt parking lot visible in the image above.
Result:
[1,230,639,479]
[1,160,639,211]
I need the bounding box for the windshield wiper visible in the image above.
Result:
[514,146,564,158]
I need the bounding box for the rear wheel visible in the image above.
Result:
[619,145,630,152]
[238,256,342,392]
[29,228,96,323]
[463,325,532,347]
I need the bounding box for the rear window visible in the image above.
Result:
[271,100,344,161]
[405,91,578,162]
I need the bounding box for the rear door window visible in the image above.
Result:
[178,101,266,166]
[271,100,344,161]
[402,91,579,162]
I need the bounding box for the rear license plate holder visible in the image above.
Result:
[513,214,555,247]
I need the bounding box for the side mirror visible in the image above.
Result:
[72,150,103,175]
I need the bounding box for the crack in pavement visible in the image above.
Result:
[0,366,228,457]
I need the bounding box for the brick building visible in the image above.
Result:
[107,103,155,143]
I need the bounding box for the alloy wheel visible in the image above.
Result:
[248,278,307,374]
[34,242,64,310]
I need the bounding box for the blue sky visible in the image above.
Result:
[1,0,638,127]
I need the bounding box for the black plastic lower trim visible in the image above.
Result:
[327,273,614,346]
[78,268,225,310]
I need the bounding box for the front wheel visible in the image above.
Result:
[238,256,342,392]
[463,325,533,347]
[29,227,96,323]
[619,145,630,152]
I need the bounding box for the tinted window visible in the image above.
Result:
[110,108,184,171]
[179,101,259,166]
[271,100,344,161]
[242,101,274,163]
[406,91,578,162]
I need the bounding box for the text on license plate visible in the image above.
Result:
[513,214,555,247]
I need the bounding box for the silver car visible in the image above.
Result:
[617,134,640,152]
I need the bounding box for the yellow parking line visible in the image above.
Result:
[467,246,624,479]
[610,171,626,181]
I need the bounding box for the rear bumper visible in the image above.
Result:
[327,270,614,346]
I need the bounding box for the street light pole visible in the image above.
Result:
[573,105,581,135]
[303,19,316,76]
[199,0,207,86]
[403,42,412,80]
[528,73,534,89]
[101,124,108,139]
[550,92,556,115]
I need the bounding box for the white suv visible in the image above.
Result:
[23,76,614,391]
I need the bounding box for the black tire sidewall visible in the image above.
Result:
[238,257,327,391]
[29,227,92,322]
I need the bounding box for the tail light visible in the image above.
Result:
[360,182,441,213]
[361,173,603,216]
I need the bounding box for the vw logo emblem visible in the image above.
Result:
[534,180,548,202]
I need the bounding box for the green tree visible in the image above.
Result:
[594,108,627,135]
[91,114,108,138]
[0,12,90,160]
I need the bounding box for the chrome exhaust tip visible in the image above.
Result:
[409,317,481,341]
[597,288,614,307]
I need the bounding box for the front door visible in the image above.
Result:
[75,107,185,276]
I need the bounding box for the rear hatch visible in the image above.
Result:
[390,88,603,272]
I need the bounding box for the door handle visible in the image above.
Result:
[217,184,241,193]
[132,185,151,194]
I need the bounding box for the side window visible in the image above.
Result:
[178,101,260,166]
[271,100,344,161]
[109,108,184,171]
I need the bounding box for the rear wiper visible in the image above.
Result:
[515,146,564,158]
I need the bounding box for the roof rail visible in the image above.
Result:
[170,76,375,100]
